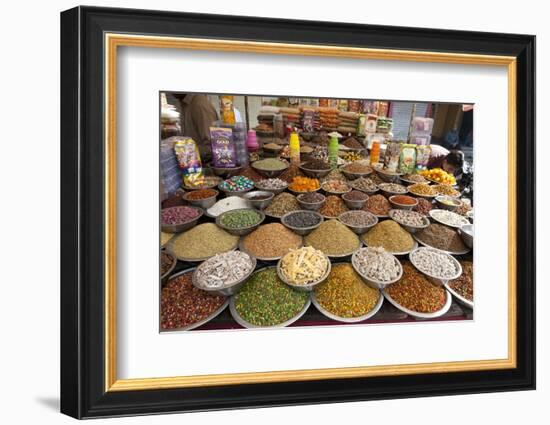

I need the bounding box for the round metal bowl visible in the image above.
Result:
[276,252,331,292]
[160,250,177,286]
[338,210,378,234]
[429,209,470,229]
[373,166,402,183]
[254,180,289,195]
[389,195,418,211]
[407,186,438,199]
[361,237,418,256]
[378,183,408,198]
[218,186,253,198]
[280,210,324,236]
[242,190,274,210]
[388,209,430,234]
[160,206,204,233]
[210,165,244,178]
[458,223,474,249]
[341,197,368,210]
[311,288,384,323]
[435,195,462,211]
[251,160,289,178]
[445,280,474,309]
[381,286,452,319]
[191,254,257,296]
[182,176,223,191]
[341,168,373,181]
[288,186,321,196]
[351,247,404,289]
[182,189,219,209]
[321,182,352,196]
[412,233,471,255]
[215,208,266,236]
[409,247,463,282]
[161,268,230,332]
[238,239,303,262]
[400,176,430,186]
[298,165,332,179]
[296,193,326,211]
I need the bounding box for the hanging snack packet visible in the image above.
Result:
[173,137,203,187]
[210,126,237,168]
[399,143,417,174]
[415,145,432,171]
[220,95,236,125]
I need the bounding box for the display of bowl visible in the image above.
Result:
[242,191,274,210]
[298,165,332,179]
[458,223,474,248]
[388,209,430,234]
[435,195,462,211]
[276,253,331,292]
[351,247,404,289]
[210,165,244,178]
[280,210,324,236]
[160,206,204,233]
[338,210,378,234]
[341,192,369,210]
[296,193,326,211]
[215,208,265,236]
[254,180,289,195]
[381,286,452,319]
[409,247,463,282]
[191,255,257,296]
[389,195,418,210]
[182,189,219,209]
[251,160,289,178]
[311,288,384,323]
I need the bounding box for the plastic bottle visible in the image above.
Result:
[328,135,339,169]
[289,132,301,166]
[370,140,381,166]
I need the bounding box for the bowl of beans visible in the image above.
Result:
[409,247,463,282]
[161,205,203,233]
[296,192,326,211]
[352,246,403,289]
[182,188,219,209]
[407,183,438,199]
[389,195,418,210]
[321,179,352,196]
[251,158,289,178]
[373,165,403,183]
[350,177,379,195]
[389,209,430,234]
[216,208,265,236]
[341,190,370,210]
[242,190,275,210]
[281,210,324,236]
[160,250,177,285]
[338,210,378,234]
[254,178,289,195]
[340,162,373,180]
[299,159,333,179]
[378,183,408,197]
[210,165,245,178]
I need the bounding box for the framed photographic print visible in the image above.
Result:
[60,6,536,419]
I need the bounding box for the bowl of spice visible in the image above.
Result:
[218,175,255,197]
[352,246,403,289]
[373,165,403,183]
[433,184,461,198]
[340,161,373,180]
[160,269,229,331]
[312,263,383,323]
[296,192,326,211]
[400,173,429,185]
[409,247,463,282]
[382,263,451,319]
[429,209,470,229]
[338,210,378,234]
[458,223,474,249]
[205,196,251,218]
[408,183,438,199]
[304,219,361,258]
[262,142,283,154]
[435,195,462,211]
[216,208,265,236]
[277,246,331,291]
[192,250,256,296]
[363,194,391,217]
[210,165,245,178]
[378,182,408,197]
[240,223,303,261]
[264,192,301,218]
[341,190,369,210]
[183,176,222,191]
[389,195,418,210]
[321,179,352,196]
[413,198,434,216]
[361,220,417,255]
[413,223,470,255]
[161,205,203,233]
[281,210,324,235]
[251,158,289,178]
[160,250,177,285]
[445,260,473,308]
[288,176,321,195]
[167,223,239,262]
[350,177,379,195]
[299,159,332,178]
[182,188,219,209]
[230,267,311,328]
[319,195,349,218]
[242,190,274,210]
[254,178,289,195]
[388,209,430,234]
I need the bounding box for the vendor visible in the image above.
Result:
[172,93,218,161]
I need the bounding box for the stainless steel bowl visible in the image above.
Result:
[254,180,289,195]
[341,192,369,210]
[215,208,265,236]
[160,250,177,286]
[388,209,430,234]
[160,206,204,233]
[191,254,257,296]
[435,195,462,211]
[182,189,219,209]
[242,190,274,210]
[210,165,244,178]
[218,186,253,198]
[458,223,474,248]
[251,161,289,178]
[373,165,402,183]
[287,187,321,196]
[351,247,404,289]
[338,210,378,234]
[341,169,373,181]
[389,195,418,211]
[298,165,332,179]
[409,247,463,282]
[276,252,331,292]
[296,193,326,211]
[280,210,324,236]
[378,183,408,198]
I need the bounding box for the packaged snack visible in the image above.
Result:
[365,114,378,133]
[173,137,203,186]
[376,117,393,133]
[361,101,379,115]
[348,100,361,112]
[210,127,236,168]
[409,135,431,145]
[384,141,403,172]
[378,101,389,117]
[415,145,432,171]
[338,99,349,111]
[399,144,417,174]
[319,98,329,107]
[220,95,236,125]
[356,114,367,137]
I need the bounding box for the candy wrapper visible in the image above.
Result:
[173,137,203,187]
[210,127,237,168]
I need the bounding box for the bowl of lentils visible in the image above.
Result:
[182,188,219,209]
[296,192,326,211]
[321,179,352,196]
[281,210,324,235]
[378,182,408,197]
[352,246,403,289]
[338,210,378,234]
[340,162,373,180]
[409,247,463,282]
[161,205,203,233]
[350,177,379,195]
[216,208,265,236]
[342,190,370,210]
[251,158,289,178]
[389,209,430,233]
[299,159,333,179]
